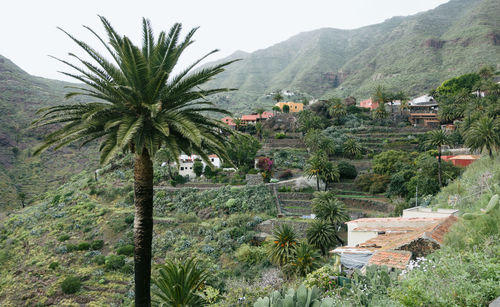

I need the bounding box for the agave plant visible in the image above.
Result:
[151,258,208,307]
[306,220,338,256]
[269,224,298,267]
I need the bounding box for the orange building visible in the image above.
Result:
[359,98,379,110]
[275,102,304,113]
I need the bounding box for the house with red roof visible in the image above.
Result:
[221,111,274,127]
[359,98,379,110]
[331,214,458,270]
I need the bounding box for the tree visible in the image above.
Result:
[256,156,274,182]
[18,191,26,208]
[312,192,349,226]
[282,104,290,113]
[31,17,235,306]
[464,116,500,159]
[255,107,265,120]
[306,220,337,256]
[227,134,261,169]
[255,122,263,140]
[304,152,328,191]
[151,258,208,306]
[273,90,283,103]
[232,117,242,131]
[319,161,340,191]
[304,130,335,155]
[425,130,451,186]
[328,99,347,124]
[272,105,281,115]
[269,224,297,267]
[155,148,175,180]
[343,138,362,159]
[292,242,320,277]
[193,159,204,177]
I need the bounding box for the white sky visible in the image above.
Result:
[0,0,448,82]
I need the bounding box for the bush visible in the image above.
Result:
[235,244,268,265]
[278,169,293,180]
[105,255,126,271]
[66,244,77,252]
[94,255,106,265]
[274,132,286,139]
[355,173,389,193]
[124,214,134,225]
[57,234,70,242]
[116,244,134,256]
[304,265,341,291]
[61,276,81,294]
[337,161,357,179]
[90,240,104,250]
[49,261,59,270]
[77,242,91,251]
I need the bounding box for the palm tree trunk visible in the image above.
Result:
[438,146,442,187]
[134,149,154,307]
[316,176,320,191]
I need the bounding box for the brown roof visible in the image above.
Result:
[356,216,458,251]
[367,250,412,269]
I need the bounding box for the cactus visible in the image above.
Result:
[254,285,332,307]
[463,194,499,220]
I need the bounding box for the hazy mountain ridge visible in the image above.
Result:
[203,0,499,113]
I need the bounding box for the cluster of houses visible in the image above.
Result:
[332,207,458,270]
[221,101,304,128]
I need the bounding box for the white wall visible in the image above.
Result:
[347,222,378,247]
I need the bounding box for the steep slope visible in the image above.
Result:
[204,0,499,113]
[0,55,98,210]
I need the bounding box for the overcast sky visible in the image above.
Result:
[1,0,448,82]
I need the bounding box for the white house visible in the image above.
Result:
[167,154,221,179]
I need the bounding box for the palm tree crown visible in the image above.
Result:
[33,17,235,165]
[464,116,500,158]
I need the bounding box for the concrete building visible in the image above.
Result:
[275,102,304,113]
[172,154,221,179]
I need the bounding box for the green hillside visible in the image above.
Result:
[0,55,98,210]
[204,0,499,113]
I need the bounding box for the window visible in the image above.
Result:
[190,167,192,169]
[211,158,214,162]
[180,167,184,170]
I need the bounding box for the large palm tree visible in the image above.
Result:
[464,116,500,159]
[425,130,451,186]
[306,220,337,256]
[304,152,329,191]
[32,17,235,306]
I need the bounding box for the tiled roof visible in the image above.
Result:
[367,250,412,269]
[241,114,259,121]
[448,155,480,160]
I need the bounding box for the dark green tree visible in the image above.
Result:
[31,17,235,306]
[226,134,261,169]
[306,220,337,256]
[193,159,204,177]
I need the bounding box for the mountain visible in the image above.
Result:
[0,55,98,210]
[203,0,500,113]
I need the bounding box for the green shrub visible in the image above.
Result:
[57,234,70,242]
[124,214,134,225]
[355,173,389,193]
[94,255,106,265]
[0,250,10,265]
[49,261,59,270]
[304,265,341,291]
[77,242,90,251]
[105,255,126,271]
[337,161,357,179]
[116,244,134,256]
[66,244,77,252]
[90,240,104,250]
[235,244,268,265]
[248,168,259,174]
[278,169,293,180]
[274,132,286,139]
[60,276,81,294]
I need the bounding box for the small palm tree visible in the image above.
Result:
[464,116,500,159]
[320,161,340,191]
[312,192,349,226]
[255,122,263,140]
[269,224,298,267]
[31,17,235,306]
[152,258,208,306]
[233,117,242,131]
[304,152,329,191]
[426,129,451,186]
[329,99,347,122]
[343,138,362,159]
[292,242,321,277]
[273,90,283,103]
[306,220,337,256]
[255,107,266,120]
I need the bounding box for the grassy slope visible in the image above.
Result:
[203,0,498,113]
[0,159,277,306]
